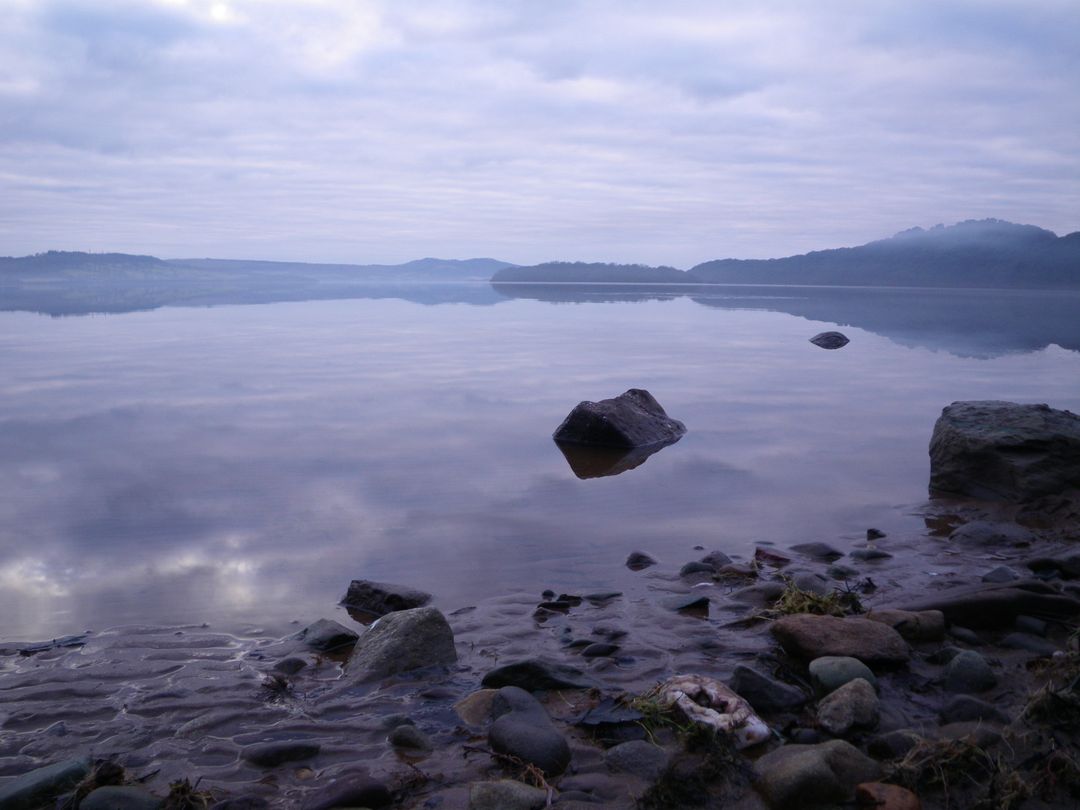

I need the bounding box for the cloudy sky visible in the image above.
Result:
[1,0,1077,266]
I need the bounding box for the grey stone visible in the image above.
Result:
[553,388,687,448]
[81,786,163,810]
[809,331,850,350]
[791,572,830,595]
[827,563,860,580]
[850,548,892,561]
[679,561,715,577]
[482,659,597,691]
[469,780,547,810]
[0,756,90,810]
[604,740,669,782]
[243,740,320,767]
[867,729,923,760]
[730,581,786,606]
[982,566,1021,584]
[939,695,1010,725]
[730,665,809,713]
[348,606,457,680]
[488,687,571,776]
[273,657,307,675]
[388,724,432,751]
[340,579,432,617]
[296,618,358,652]
[661,593,711,613]
[929,400,1080,501]
[581,642,619,658]
[816,678,879,736]
[950,521,1036,548]
[943,650,997,693]
[625,551,657,570]
[301,775,392,810]
[864,609,945,641]
[808,656,877,696]
[791,542,844,562]
[753,739,880,808]
[700,550,733,568]
[771,614,910,665]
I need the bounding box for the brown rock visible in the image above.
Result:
[856,782,921,809]
[865,609,945,641]
[771,614,910,665]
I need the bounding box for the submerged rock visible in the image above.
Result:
[347,606,456,680]
[296,618,358,652]
[929,400,1080,501]
[655,674,771,749]
[553,388,686,448]
[625,551,657,570]
[0,756,90,810]
[809,331,850,350]
[243,740,321,767]
[482,658,597,691]
[340,579,432,617]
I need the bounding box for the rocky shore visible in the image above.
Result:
[2,401,1079,809]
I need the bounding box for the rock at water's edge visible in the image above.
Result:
[553,388,686,448]
[347,606,456,680]
[340,579,432,617]
[929,400,1080,501]
[754,739,880,808]
[771,614,910,665]
[0,757,90,810]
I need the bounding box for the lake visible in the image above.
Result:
[2,283,1079,641]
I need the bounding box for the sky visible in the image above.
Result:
[1,0,1078,267]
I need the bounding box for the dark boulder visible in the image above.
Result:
[809,331,850,350]
[553,389,686,448]
[482,659,598,691]
[929,400,1080,501]
[340,579,431,617]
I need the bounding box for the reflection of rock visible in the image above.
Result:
[929,401,1080,501]
[809,331,850,349]
[553,389,686,448]
[555,438,678,478]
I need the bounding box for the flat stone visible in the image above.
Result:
[243,740,320,767]
[482,658,597,691]
[469,780,547,810]
[81,786,163,810]
[850,548,892,561]
[950,521,1036,548]
[296,618,358,652]
[604,740,669,782]
[791,542,844,562]
[816,678,879,736]
[929,400,1080,501]
[943,650,997,694]
[809,656,877,696]
[810,331,850,350]
[1000,632,1057,655]
[982,566,1021,584]
[753,739,880,808]
[864,609,945,641]
[340,579,432,617]
[730,665,809,713]
[661,593,711,613]
[553,388,686,448]
[771,614,910,665]
[0,756,91,810]
[581,642,619,658]
[347,606,457,681]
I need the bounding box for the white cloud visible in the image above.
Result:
[0,0,1077,265]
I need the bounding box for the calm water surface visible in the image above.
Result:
[2,285,1079,639]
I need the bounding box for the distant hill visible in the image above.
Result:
[0,251,515,284]
[491,261,693,283]
[690,219,1080,288]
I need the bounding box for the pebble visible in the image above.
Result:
[808,656,878,696]
[943,650,997,693]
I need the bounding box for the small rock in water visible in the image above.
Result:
[81,786,163,810]
[0,756,91,809]
[273,657,308,675]
[982,565,1021,584]
[388,724,432,752]
[243,740,320,767]
[754,547,792,567]
[295,618,358,652]
[850,548,892,562]
[482,658,598,691]
[301,776,392,810]
[679,560,716,577]
[625,551,657,570]
[553,388,687,448]
[866,528,886,540]
[488,686,572,775]
[661,593,711,614]
[827,563,860,580]
[791,542,844,562]
[581,642,619,658]
[700,549,733,568]
[809,331,850,350]
[584,591,622,604]
[468,779,547,810]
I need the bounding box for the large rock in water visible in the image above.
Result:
[347,606,456,680]
[553,389,686,448]
[929,401,1080,501]
[340,579,432,617]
